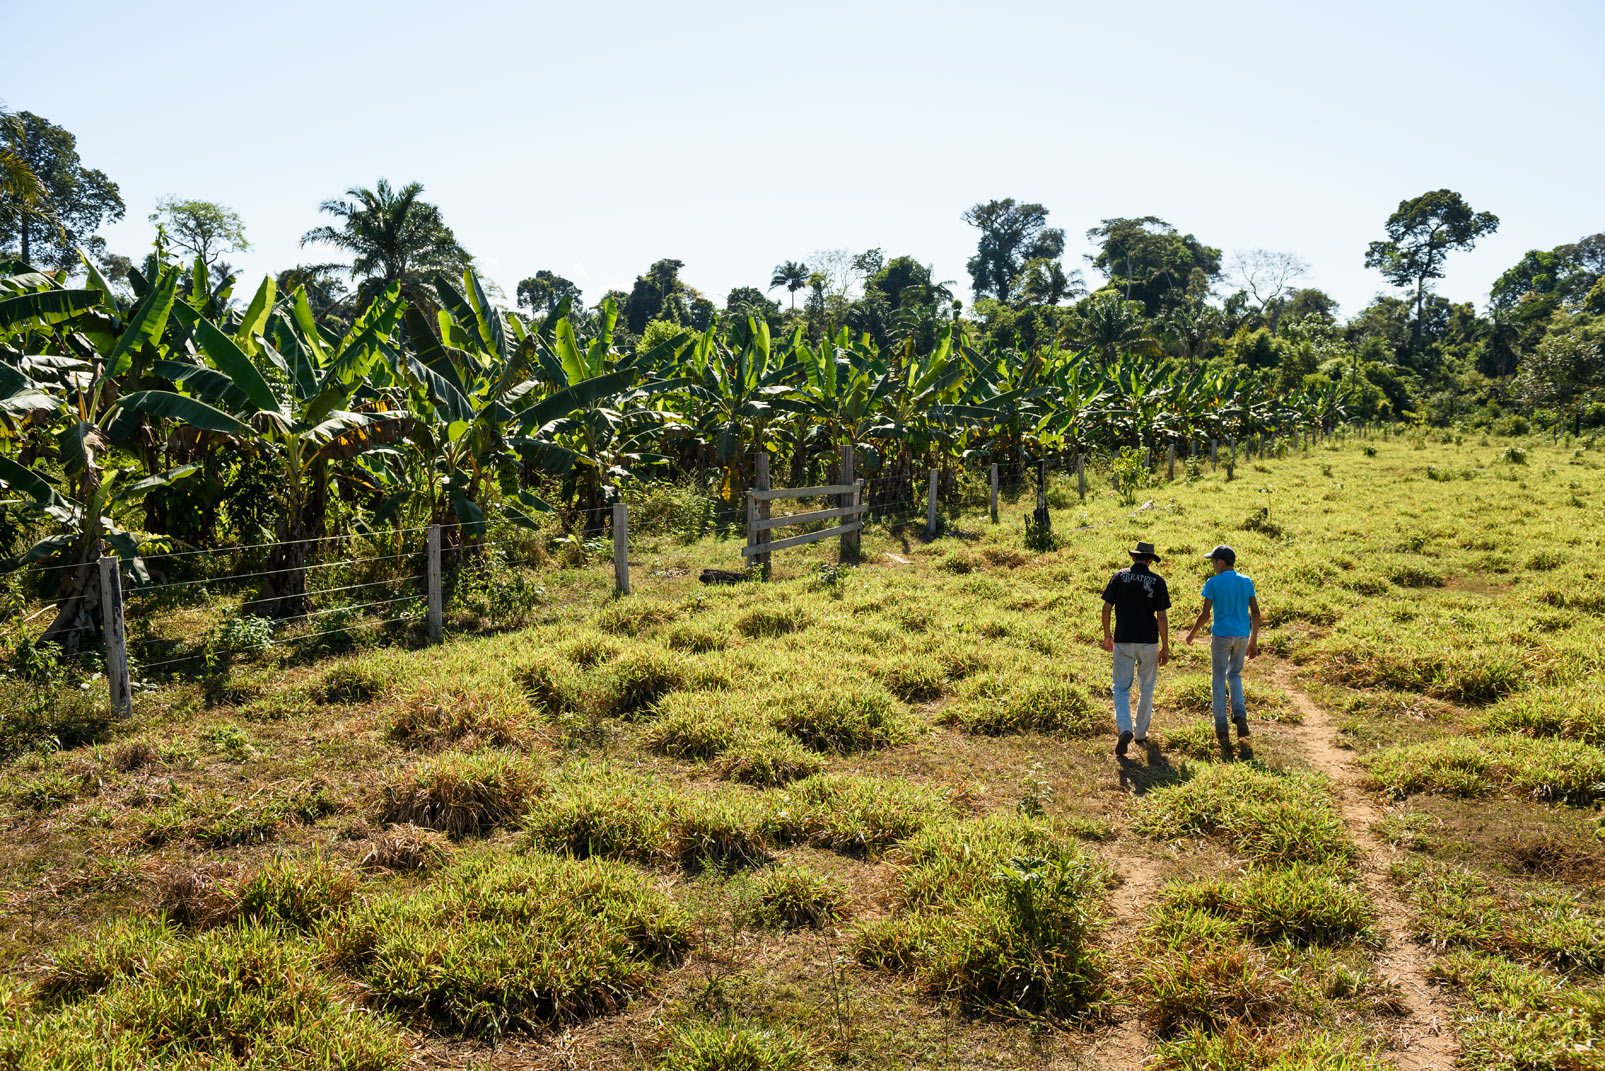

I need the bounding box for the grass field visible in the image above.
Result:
[2,432,1603,1070]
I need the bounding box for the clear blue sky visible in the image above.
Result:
[8,0,1602,318]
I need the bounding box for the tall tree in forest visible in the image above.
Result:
[0,111,123,269]
[149,197,248,267]
[516,269,582,317]
[1086,217,1220,315]
[962,199,1065,303]
[1229,249,1307,335]
[300,178,472,308]
[1364,189,1498,351]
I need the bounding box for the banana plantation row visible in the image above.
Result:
[0,256,1353,650]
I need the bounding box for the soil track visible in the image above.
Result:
[1088,661,1460,1070]
[1270,666,1459,1071]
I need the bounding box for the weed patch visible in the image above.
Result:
[733,865,851,931]
[1132,764,1354,867]
[374,751,541,837]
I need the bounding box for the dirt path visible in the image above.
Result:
[1269,666,1459,1071]
[1082,850,1167,1069]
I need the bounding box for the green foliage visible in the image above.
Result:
[325,850,691,1038]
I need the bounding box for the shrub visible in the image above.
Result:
[374,751,541,837]
[22,920,408,1069]
[326,851,691,1038]
[734,866,851,931]
[1132,764,1354,867]
[772,686,916,753]
[1362,734,1605,804]
[656,1023,819,1071]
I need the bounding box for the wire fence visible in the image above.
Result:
[0,422,1364,706]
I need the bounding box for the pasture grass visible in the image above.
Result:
[3,435,1604,1064]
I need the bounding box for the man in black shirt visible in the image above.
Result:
[1100,541,1171,757]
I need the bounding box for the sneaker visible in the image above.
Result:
[1233,716,1251,738]
[1116,730,1134,757]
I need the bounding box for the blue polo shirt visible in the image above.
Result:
[1202,570,1255,637]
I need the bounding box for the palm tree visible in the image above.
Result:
[769,260,809,310]
[0,105,53,261]
[300,179,472,310]
[1076,291,1156,366]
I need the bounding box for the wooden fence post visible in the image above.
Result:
[98,556,130,718]
[1210,438,1218,467]
[612,502,631,595]
[426,525,442,643]
[1227,438,1236,482]
[926,469,939,537]
[1076,453,1086,501]
[755,452,772,574]
[1166,442,1175,481]
[840,443,859,563]
[989,463,999,524]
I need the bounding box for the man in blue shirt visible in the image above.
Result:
[1183,544,1262,752]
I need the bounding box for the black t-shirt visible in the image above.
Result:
[1102,564,1171,644]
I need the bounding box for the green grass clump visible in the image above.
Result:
[374,751,541,837]
[325,850,691,1038]
[13,920,407,1070]
[944,677,1097,736]
[594,599,678,636]
[852,813,1108,1018]
[733,866,851,931]
[735,604,810,638]
[518,655,590,716]
[1362,733,1605,804]
[560,632,623,666]
[1484,681,1605,745]
[387,681,536,749]
[664,623,727,653]
[1166,674,1299,724]
[1154,865,1376,947]
[1392,858,1605,971]
[162,855,360,931]
[774,773,952,855]
[712,729,822,786]
[312,659,388,703]
[1429,950,1605,1071]
[525,765,772,870]
[644,692,759,760]
[772,686,917,753]
[1151,1027,1391,1071]
[598,649,688,718]
[656,1022,819,1071]
[138,779,340,848]
[1132,764,1354,867]
[878,657,950,701]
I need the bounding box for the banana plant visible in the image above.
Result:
[159,277,409,617]
[0,261,246,648]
